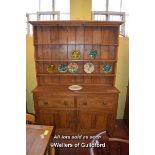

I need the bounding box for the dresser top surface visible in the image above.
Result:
[32,85,120,94]
[29,20,123,27]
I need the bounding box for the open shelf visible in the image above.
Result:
[37,73,116,77]
[35,59,117,62]
[34,43,119,46]
[31,21,121,86]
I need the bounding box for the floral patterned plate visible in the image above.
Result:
[58,64,68,73]
[47,64,55,73]
[71,49,81,59]
[89,49,97,59]
[103,64,112,73]
[68,63,79,73]
[84,63,94,73]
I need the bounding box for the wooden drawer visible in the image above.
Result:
[38,96,74,108]
[77,95,116,109]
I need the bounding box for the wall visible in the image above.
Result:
[116,37,129,119]
[26,35,37,113]
[70,0,92,20]
[26,0,129,119]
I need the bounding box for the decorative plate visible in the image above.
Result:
[68,85,83,91]
[68,63,79,73]
[103,64,112,73]
[47,64,55,73]
[58,64,68,73]
[84,63,94,73]
[89,49,97,59]
[71,49,81,59]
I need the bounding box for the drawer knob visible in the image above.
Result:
[102,101,107,105]
[64,101,68,106]
[83,102,87,105]
[44,102,48,105]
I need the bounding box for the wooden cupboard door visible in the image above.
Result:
[38,109,55,125]
[95,111,111,130]
[38,109,76,132]
[55,109,76,133]
[77,110,93,132]
[77,110,112,132]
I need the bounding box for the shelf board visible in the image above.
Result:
[34,43,118,46]
[36,59,117,62]
[37,73,115,77]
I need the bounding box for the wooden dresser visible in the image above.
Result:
[30,21,123,135]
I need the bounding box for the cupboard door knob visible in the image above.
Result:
[44,102,48,105]
[64,101,68,106]
[102,101,107,105]
[83,102,87,105]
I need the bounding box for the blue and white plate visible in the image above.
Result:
[103,64,112,73]
[58,64,67,73]
[89,49,97,59]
